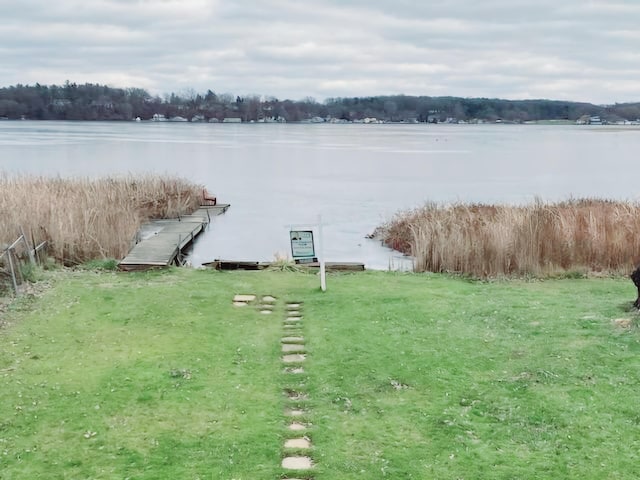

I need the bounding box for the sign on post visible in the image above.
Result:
[290,230,317,263]
[288,215,326,292]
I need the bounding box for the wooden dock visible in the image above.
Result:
[119,204,230,271]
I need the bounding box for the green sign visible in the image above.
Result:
[290,230,315,259]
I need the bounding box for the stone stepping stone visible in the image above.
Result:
[262,295,277,303]
[287,303,302,309]
[282,336,304,343]
[284,408,307,417]
[233,301,248,307]
[287,311,301,317]
[259,309,273,315]
[283,317,301,324]
[283,324,302,330]
[285,437,311,449]
[284,367,305,374]
[258,303,275,309]
[285,391,309,401]
[288,422,307,431]
[282,456,313,470]
[233,294,256,303]
[282,343,305,353]
[282,354,306,363]
[284,408,306,417]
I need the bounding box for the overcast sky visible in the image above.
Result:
[1,0,639,104]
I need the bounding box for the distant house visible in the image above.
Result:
[577,115,603,125]
[152,114,167,122]
[223,117,242,123]
[258,116,285,123]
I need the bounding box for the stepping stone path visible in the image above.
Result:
[259,295,278,314]
[284,367,305,374]
[282,354,306,363]
[282,456,313,470]
[284,408,306,417]
[288,422,307,431]
[232,294,314,474]
[233,294,256,304]
[285,437,311,449]
[282,343,305,353]
[281,301,314,474]
[282,336,304,343]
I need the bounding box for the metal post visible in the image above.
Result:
[6,248,19,295]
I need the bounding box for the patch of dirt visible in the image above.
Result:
[612,318,633,329]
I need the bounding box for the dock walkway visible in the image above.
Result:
[119,204,229,271]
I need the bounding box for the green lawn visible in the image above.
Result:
[1,268,639,479]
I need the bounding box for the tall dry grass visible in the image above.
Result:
[0,173,204,265]
[375,199,640,278]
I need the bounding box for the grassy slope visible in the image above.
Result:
[1,269,639,479]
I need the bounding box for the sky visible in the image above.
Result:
[1,0,639,104]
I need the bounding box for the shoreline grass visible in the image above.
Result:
[1,269,640,478]
[0,173,204,265]
[375,199,640,278]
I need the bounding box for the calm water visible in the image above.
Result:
[2,121,640,269]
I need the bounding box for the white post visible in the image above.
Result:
[318,214,326,292]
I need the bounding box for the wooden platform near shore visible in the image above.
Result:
[119,204,230,271]
[204,259,365,272]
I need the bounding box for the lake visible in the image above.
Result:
[1,121,639,269]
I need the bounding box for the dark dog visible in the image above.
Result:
[631,266,640,308]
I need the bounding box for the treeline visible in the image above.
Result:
[1,81,640,123]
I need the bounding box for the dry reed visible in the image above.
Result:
[0,173,204,265]
[375,199,640,278]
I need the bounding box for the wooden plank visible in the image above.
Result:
[203,260,366,271]
[204,260,271,270]
[306,262,366,271]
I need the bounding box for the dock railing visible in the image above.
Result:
[1,230,48,296]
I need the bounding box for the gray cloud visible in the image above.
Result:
[1,0,639,103]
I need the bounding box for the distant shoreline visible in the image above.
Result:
[2,83,638,124]
[3,117,640,127]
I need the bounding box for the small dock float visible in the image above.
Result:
[119,204,230,271]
